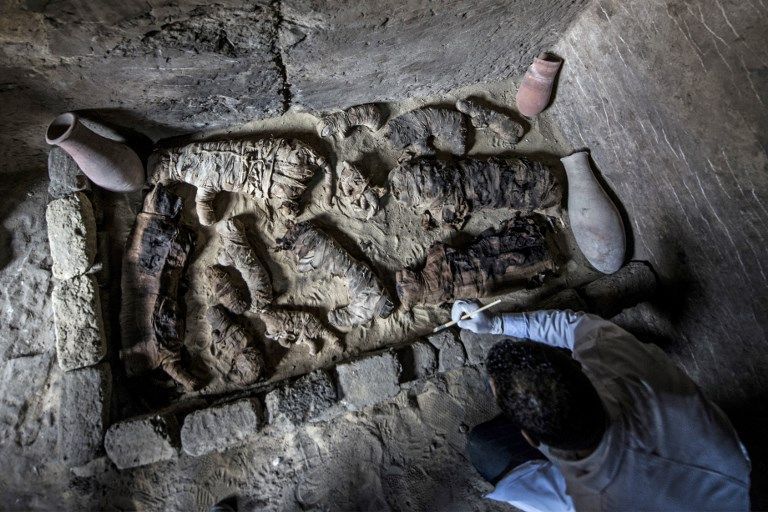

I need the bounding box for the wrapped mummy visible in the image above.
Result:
[385,107,467,157]
[206,304,264,386]
[217,218,273,311]
[276,221,395,328]
[120,184,200,391]
[389,156,561,228]
[455,98,524,146]
[337,161,386,220]
[205,265,250,315]
[317,103,384,138]
[260,308,340,356]
[151,138,329,225]
[396,214,558,307]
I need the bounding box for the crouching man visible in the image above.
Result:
[452,301,751,511]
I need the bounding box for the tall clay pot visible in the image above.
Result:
[561,151,626,274]
[46,112,145,192]
[516,52,562,118]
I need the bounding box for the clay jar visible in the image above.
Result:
[561,151,626,274]
[46,112,145,192]
[515,52,562,117]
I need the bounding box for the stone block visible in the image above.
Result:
[104,413,179,469]
[46,192,97,279]
[59,363,112,467]
[265,370,338,425]
[459,330,504,366]
[181,399,262,457]
[48,147,90,198]
[427,330,466,373]
[52,274,106,371]
[396,341,438,383]
[335,352,401,410]
[0,353,53,446]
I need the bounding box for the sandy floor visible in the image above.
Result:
[0,76,597,510]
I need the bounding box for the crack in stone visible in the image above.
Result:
[271,0,293,113]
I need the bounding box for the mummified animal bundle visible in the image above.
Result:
[205,265,250,315]
[151,138,329,225]
[385,107,467,157]
[261,308,341,356]
[206,304,264,385]
[389,156,561,228]
[217,218,273,311]
[455,98,524,146]
[396,214,557,307]
[337,161,386,220]
[317,103,384,138]
[120,184,200,391]
[276,221,395,328]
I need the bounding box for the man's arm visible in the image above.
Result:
[451,300,696,391]
[452,300,598,350]
[499,309,589,350]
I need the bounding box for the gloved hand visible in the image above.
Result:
[451,300,503,334]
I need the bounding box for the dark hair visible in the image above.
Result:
[486,339,606,451]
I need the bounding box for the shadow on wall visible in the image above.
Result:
[0,171,48,272]
[0,64,193,179]
[75,109,176,166]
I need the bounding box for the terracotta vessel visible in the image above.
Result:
[515,52,562,117]
[46,112,145,192]
[561,151,626,274]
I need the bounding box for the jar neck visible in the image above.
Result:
[561,152,591,174]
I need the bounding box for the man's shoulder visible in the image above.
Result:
[613,376,750,484]
[603,438,750,511]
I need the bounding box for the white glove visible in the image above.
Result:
[451,300,503,334]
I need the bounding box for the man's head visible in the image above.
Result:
[486,339,606,452]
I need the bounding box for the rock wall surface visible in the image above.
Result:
[0,0,589,175]
[547,0,768,503]
[0,0,285,174]
[280,0,589,110]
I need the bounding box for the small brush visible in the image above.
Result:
[432,299,502,333]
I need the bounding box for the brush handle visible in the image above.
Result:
[432,299,502,333]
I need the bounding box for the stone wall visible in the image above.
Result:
[0,0,284,174]
[548,0,768,407]
[0,0,589,175]
[280,0,589,110]
[546,0,768,503]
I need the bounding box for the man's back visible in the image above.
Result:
[468,308,753,511]
[545,313,751,510]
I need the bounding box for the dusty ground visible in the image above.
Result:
[0,75,596,510]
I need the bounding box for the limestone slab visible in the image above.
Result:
[181,399,262,457]
[104,414,179,469]
[0,353,53,446]
[265,370,338,425]
[52,274,106,371]
[46,192,97,279]
[335,352,401,410]
[58,363,111,467]
[47,147,89,199]
[427,330,466,372]
[459,330,504,366]
[396,341,438,383]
